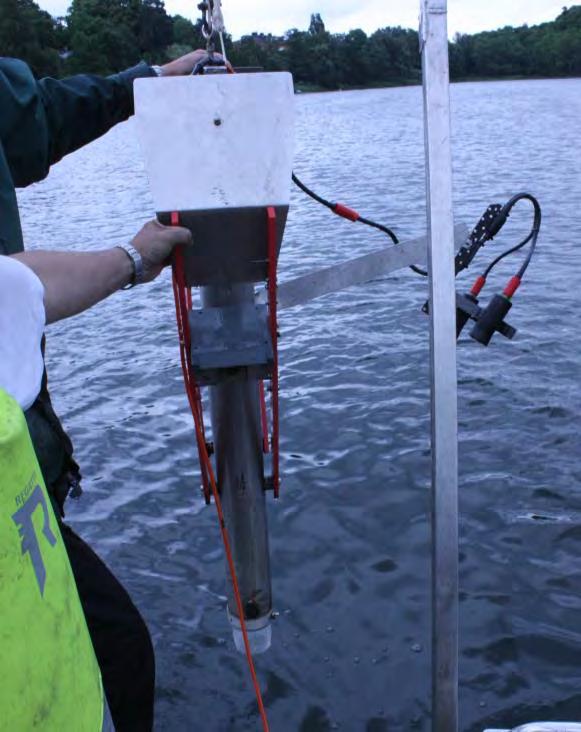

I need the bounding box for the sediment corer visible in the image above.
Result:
[134,72,294,654]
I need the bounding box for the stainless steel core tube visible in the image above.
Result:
[201,283,272,654]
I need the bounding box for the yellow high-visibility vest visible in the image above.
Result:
[0,388,112,731]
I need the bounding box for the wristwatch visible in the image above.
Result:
[117,243,144,288]
[151,65,163,77]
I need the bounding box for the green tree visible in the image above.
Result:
[366,27,420,83]
[138,0,172,59]
[469,29,529,77]
[0,0,62,76]
[229,32,287,71]
[555,5,581,28]
[449,33,472,78]
[172,14,201,46]
[449,5,581,80]
[336,29,369,86]
[308,13,325,35]
[2,3,579,85]
[66,0,141,74]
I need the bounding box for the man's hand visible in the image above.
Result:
[13,219,192,324]
[161,49,225,77]
[131,220,192,282]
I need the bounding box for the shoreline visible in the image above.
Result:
[294,74,581,94]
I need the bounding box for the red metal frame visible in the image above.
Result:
[171,207,280,499]
[170,211,211,504]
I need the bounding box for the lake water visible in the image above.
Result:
[17,78,581,731]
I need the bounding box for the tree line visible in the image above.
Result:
[1,0,580,87]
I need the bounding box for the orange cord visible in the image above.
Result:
[171,243,270,732]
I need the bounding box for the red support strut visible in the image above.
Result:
[170,211,211,504]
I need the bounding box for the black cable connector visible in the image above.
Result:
[455,292,481,338]
[470,294,516,345]
[484,209,509,239]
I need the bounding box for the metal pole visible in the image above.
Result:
[201,282,273,653]
[420,1,459,730]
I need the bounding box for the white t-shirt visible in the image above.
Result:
[0,256,45,410]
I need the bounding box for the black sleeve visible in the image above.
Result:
[0,58,156,187]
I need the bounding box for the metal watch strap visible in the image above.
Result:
[151,65,163,77]
[117,243,144,289]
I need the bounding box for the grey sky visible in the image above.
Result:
[38,0,567,38]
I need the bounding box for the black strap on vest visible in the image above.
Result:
[24,337,82,516]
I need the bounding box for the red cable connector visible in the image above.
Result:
[470,275,486,296]
[333,203,360,222]
[503,275,521,299]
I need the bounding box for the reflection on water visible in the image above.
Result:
[17,78,581,730]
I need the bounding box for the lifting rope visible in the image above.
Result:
[198,0,228,61]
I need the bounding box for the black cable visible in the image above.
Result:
[292,175,540,284]
[481,193,541,279]
[515,196,541,279]
[290,172,430,274]
[291,173,399,243]
[291,173,334,211]
[357,214,398,246]
[482,231,534,278]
